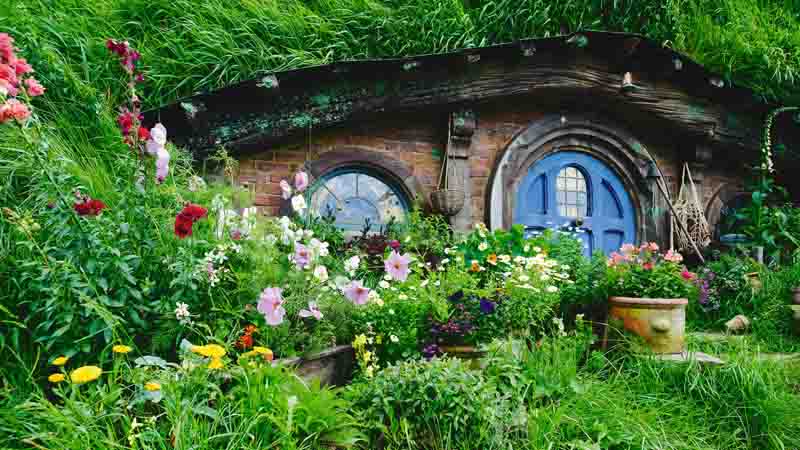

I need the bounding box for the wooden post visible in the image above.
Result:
[446,110,476,232]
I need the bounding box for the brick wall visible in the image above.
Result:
[236,101,744,236]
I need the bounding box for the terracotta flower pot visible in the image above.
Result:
[606,296,688,354]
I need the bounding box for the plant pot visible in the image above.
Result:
[430,189,465,216]
[605,296,688,354]
[792,288,800,305]
[275,345,355,386]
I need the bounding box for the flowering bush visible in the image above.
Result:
[604,243,697,299]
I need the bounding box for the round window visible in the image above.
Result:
[309,168,409,232]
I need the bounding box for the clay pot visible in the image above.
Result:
[439,345,486,369]
[605,297,688,354]
[792,288,800,305]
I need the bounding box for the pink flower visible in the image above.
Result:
[642,262,653,271]
[0,99,29,123]
[620,243,636,255]
[155,147,170,182]
[24,77,44,97]
[664,250,683,264]
[14,58,33,75]
[344,280,370,305]
[384,251,411,282]
[299,301,323,320]
[0,64,17,85]
[681,270,695,280]
[648,242,659,252]
[257,287,286,326]
[293,243,311,269]
[0,78,17,97]
[0,33,15,64]
[279,180,292,200]
[294,171,309,192]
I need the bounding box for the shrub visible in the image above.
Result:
[346,357,521,448]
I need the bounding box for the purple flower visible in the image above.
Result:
[389,240,401,250]
[293,243,310,269]
[384,251,411,281]
[299,301,323,320]
[448,290,465,303]
[344,280,370,305]
[479,298,496,314]
[422,343,441,359]
[257,287,286,326]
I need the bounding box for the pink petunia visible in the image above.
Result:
[1,99,29,123]
[384,251,411,282]
[155,147,170,183]
[24,77,44,97]
[0,64,17,85]
[620,243,636,255]
[294,171,309,192]
[299,301,323,320]
[0,33,14,64]
[648,242,659,252]
[681,270,695,280]
[344,280,370,305]
[257,287,286,326]
[642,262,654,271]
[293,243,311,269]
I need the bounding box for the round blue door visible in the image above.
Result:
[514,151,636,256]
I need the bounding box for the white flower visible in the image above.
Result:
[444,247,451,255]
[434,280,440,286]
[478,242,489,251]
[333,275,350,289]
[390,335,399,343]
[388,309,395,315]
[518,274,530,282]
[174,302,191,323]
[383,273,392,281]
[524,244,530,252]
[441,258,450,265]
[313,265,329,282]
[398,294,408,300]
[344,255,361,274]
[379,280,390,289]
[265,234,278,246]
[291,195,307,212]
[404,236,411,243]
[280,180,293,200]
[188,175,207,192]
[546,285,558,293]
[533,246,542,253]
[498,254,511,263]
[420,279,429,287]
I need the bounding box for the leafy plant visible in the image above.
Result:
[604,243,697,299]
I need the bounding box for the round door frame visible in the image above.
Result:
[487,114,659,245]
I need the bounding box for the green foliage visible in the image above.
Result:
[605,245,696,299]
[346,357,521,449]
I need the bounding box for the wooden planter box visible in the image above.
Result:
[276,345,355,387]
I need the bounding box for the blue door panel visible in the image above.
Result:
[514,151,635,256]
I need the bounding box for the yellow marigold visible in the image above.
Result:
[70,365,102,384]
[52,356,69,366]
[207,358,224,370]
[48,373,65,383]
[252,346,274,361]
[192,344,226,359]
[112,345,132,354]
[144,382,161,391]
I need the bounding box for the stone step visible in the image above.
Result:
[687,332,746,344]
[651,351,726,365]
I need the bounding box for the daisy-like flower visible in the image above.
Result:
[48,373,65,383]
[144,382,161,392]
[52,356,69,366]
[112,345,132,354]
[207,358,224,370]
[344,255,360,274]
[470,260,482,272]
[175,302,191,323]
[486,253,498,265]
[70,365,102,384]
[389,335,399,343]
[478,242,489,251]
[191,344,227,359]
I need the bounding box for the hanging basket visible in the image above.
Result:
[672,163,711,251]
[430,188,465,216]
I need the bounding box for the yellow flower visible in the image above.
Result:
[52,356,69,366]
[487,253,498,266]
[252,346,274,361]
[207,358,224,370]
[112,345,132,354]
[192,344,226,359]
[144,382,161,391]
[70,365,102,384]
[48,373,65,383]
[353,334,367,349]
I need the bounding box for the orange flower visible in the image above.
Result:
[470,260,482,272]
[486,254,498,266]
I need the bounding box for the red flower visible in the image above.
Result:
[681,270,695,280]
[642,262,654,271]
[174,215,194,239]
[74,198,107,216]
[137,126,150,141]
[181,204,207,221]
[173,204,207,239]
[237,333,253,350]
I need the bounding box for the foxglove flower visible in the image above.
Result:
[294,171,309,192]
[293,243,311,269]
[280,180,292,200]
